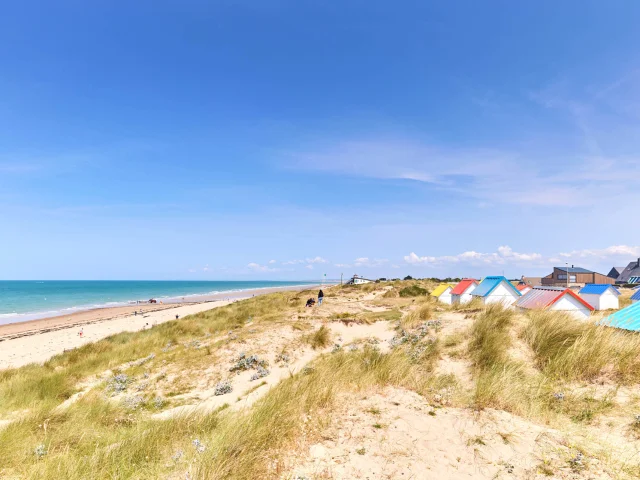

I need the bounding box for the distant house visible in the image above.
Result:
[600,302,640,331]
[631,289,640,304]
[615,258,640,284]
[578,284,620,311]
[471,276,521,306]
[521,276,542,287]
[430,283,456,305]
[516,283,532,295]
[607,267,625,280]
[515,286,594,320]
[348,275,373,285]
[541,266,615,287]
[450,279,478,304]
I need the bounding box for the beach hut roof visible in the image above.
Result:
[430,283,455,297]
[631,289,640,301]
[516,284,531,291]
[451,279,478,295]
[472,276,521,298]
[516,286,594,311]
[579,284,620,296]
[601,301,640,331]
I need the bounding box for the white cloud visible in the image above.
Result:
[404,246,542,266]
[306,256,328,264]
[283,256,328,266]
[353,257,388,267]
[202,265,210,272]
[247,262,277,272]
[559,245,640,260]
[305,264,314,270]
[404,244,640,269]
[334,263,351,268]
[187,268,196,273]
[268,259,276,264]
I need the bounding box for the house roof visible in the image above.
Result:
[471,276,521,298]
[617,260,640,283]
[601,302,640,331]
[608,267,625,278]
[631,289,640,301]
[451,279,478,296]
[516,286,595,311]
[556,266,593,274]
[430,283,455,297]
[578,284,621,296]
[516,284,531,291]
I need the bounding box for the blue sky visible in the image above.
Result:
[1,1,640,280]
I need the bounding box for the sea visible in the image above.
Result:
[0,280,319,325]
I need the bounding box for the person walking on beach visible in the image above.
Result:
[318,289,324,306]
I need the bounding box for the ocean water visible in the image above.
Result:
[0,280,318,325]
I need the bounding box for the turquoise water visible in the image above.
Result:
[0,280,318,325]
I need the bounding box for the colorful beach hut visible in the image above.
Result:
[516,283,532,295]
[631,289,640,304]
[516,286,594,320]
[471,276,521,306]
[600,301,640,331]
[430,283,456,305]
[451,279,478,304]
[578,284,620,310]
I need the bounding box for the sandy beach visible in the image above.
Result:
[0,284,320,370]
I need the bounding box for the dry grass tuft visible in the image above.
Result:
[522,311,640,382]
[468,303,515,370]
[401,302,435,329]
[304,326,332,349]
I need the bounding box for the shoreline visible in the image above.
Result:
[0,283,326,369]
[0,281,324,326]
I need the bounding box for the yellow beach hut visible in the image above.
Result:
[430,283,456,305]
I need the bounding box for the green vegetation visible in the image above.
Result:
[398,285,428,297]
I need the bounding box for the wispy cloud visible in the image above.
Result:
[404,245,639,269]
[354,257,388,267]
[283,256,328,265]
[247,262,277,273]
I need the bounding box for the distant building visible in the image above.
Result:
[541,266,615,287]
[614,258,640,284]
[348,275,373,285]
[516,286,594,320]
[607,267,625,280]
[578,284,620,311]
[521,276,542,287]
[430,283,456,305]
[471,276,521,306]
[450,279,478,304]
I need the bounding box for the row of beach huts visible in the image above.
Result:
[430,276,640,331]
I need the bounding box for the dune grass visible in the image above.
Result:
[0,293,306,416]
[400,302,435,329]
[303,325,332,349]
[467,303,515,370]
[521,310,640,382]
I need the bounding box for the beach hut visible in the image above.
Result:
[600,301,640,331]
[516,283,532,295]
[450,279,478,304]
[631,289,640,304]
[471,276,521,306]
[578,284,620,310]
[516,286,595,320]
[430,283,456,305]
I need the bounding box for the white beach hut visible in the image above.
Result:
[430,283,456,305]
[578,284,620,311]
[516,286,595,320]
[471,276,521,307]
[450,279,479,304]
